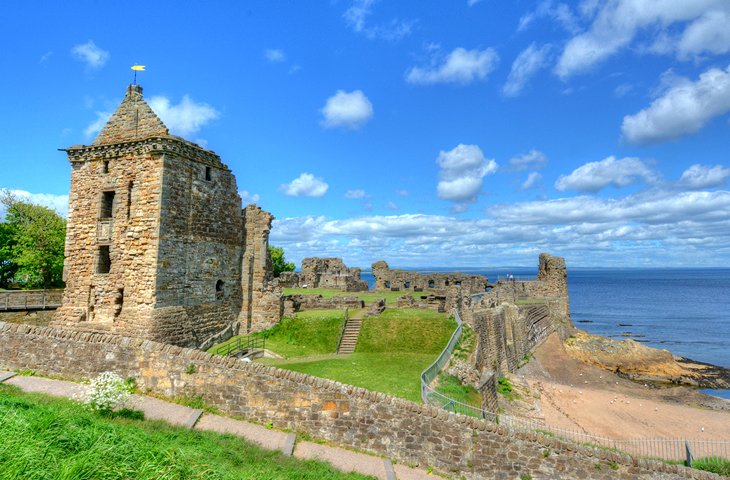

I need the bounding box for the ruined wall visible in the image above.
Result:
[371,261,490,295]
[279,258,368,292]
[0,322,711,480]
[240,205,281,333]
[283,295,364,312]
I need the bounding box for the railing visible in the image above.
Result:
[0,289,63,311]
[210,335,265,357]
[420,293,730,466]
[336,308,349,353]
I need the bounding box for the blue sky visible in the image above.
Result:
[1,1,729,268]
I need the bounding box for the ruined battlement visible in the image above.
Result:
[278,257,368,292]
[371,260,491,294]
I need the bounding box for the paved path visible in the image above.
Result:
[0,371,434,480]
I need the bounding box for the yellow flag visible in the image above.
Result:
[131,65,146,71]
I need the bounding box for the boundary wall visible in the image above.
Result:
[0,322,717,480]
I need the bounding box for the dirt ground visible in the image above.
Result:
[518,333,730,440]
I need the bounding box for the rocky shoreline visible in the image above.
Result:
[563,329,730,390]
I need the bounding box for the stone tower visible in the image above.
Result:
[53,84,280,348]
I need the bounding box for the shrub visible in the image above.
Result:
[80,371,132,414]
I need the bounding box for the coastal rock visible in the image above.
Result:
[564,330,730,389]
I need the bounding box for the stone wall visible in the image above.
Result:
[0,322,713,480]
[279,258,368,292]
[283,295,364,312]
[371,261,490,295]
[0,310,55,326]
[240,205,282,334]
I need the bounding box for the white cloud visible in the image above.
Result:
[345,189,367,199]
[240,190,261,204]
[264,49,286,63]
[84,111,113,138]
[396,189,409,196]
[518,1,579,34]
[507,149,548,172]
[436,144,498,211]
[522,172,543,190]
[555,156,658,192]
[677,9,730,59]
[555,1,730,79]
[614,83,633,98]
[679,164,730,189]
[385,201,398,210]
[149,95,219,137]
[343,0,412,41]
[280,173,329,197]
[39,51,53,63]
[503,43,551,97]
[269,186,730,267]
[320,90,373,129]
[621,65,730,144]
[0,189,69,218]
[406,47,499,86]
[71,41,109,69]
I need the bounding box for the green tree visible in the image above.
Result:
[1,192,66,288]
[0,222,18,288]
[268,245,295,277]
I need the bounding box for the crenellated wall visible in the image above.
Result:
[0,322,713,480]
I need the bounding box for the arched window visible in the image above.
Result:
[216,280,224,299]
[428,280,435,288]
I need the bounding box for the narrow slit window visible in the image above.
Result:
[216,280,224,299]
[127,182,133,220]
[97,246,111,274]
[101,191,115,218]
[102,160,109,174]
[205,166,212,181]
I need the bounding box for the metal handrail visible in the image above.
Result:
[212,335,265,357]
[335,308,349,353]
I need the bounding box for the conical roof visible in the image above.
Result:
[92,85,169,145]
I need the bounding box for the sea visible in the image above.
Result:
[359,267,730,400]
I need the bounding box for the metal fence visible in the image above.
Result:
[419,295,730,466]
[0,289,63,311]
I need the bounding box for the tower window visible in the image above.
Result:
[428,280,435,288]
[101,191,115,218]
[205,166,212,181]
[127,181,133,220]
[97,246,111,274]
[102,161,109,174]
[215,280,224,299]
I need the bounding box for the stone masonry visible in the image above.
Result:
[278,257,368,292]
[371,260,491,295]
[52,84,279,348]
[0,322,716,480]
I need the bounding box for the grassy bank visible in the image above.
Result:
[0,384,371,480]
[209,310,345,359]
[260,309,455,402]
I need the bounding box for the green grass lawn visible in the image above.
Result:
[258,309,455,403]
[282,287,426,305]
[434,373,481,406]
[209,310,346,359]
[0,384,372,480]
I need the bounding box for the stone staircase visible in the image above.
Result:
[337,317,362,355]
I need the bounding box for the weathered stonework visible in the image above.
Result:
[283,295,364,313]
[372,260,491,295]
[0,322,716,480]
[278,257,368,292]
[52,85,278,347]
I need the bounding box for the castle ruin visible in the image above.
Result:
[52,84,280,348]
